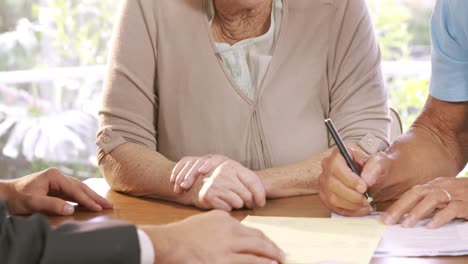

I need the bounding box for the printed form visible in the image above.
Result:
[332,212,468,257]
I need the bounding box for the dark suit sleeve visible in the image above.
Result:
[0,200,141,264]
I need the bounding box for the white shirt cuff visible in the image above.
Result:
[137,229,155,264]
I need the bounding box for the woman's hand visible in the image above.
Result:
[381,177,468,229]
[4,168,113,215]
[191,160,266,211]
[170,154,228,193]
[318,145,373,216]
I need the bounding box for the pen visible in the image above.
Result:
[324,118,377,211]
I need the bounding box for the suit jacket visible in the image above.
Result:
[0,200,140,264]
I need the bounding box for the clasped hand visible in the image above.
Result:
[170,155,266,211]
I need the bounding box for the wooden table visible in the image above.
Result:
[48,179,467,264]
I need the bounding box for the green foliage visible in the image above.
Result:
[0,0,115,179]
[0,0,116,70]
[389,78,429,130]
[368,0,433,131]
[40,0,116,66]
[406,1,433,47]
[0,0,39,70]
[0,0,36,31]
[368,0,413,60]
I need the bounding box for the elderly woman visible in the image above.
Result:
[97,0,390,211]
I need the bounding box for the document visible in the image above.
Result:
[242,216,386,264]
[332,213,468,257]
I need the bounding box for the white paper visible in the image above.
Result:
[332,212,468,257]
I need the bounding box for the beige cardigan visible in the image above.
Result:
[97,0,390,170]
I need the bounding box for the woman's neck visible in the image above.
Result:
[212,0,273,45]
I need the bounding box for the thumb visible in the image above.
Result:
[27,195,75,216]
[361,153,388,187]
[349,147,369,168]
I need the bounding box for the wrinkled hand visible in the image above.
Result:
[142,210,285,264]
[170,154,228,193]
[4,168,112,215]
[381,177,468,229]
[319,145,373,216]
[191,160,266,211]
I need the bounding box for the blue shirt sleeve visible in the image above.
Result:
[430,0,468,102]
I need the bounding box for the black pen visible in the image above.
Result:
[324,118,377,211]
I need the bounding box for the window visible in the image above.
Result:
[0,0,115,179]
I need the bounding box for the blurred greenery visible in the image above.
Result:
[0,0,115,70]
[407,1,433,48]
[388,78,429,130]
[0,0,36,31]
[42,0,115,66]
[368,0,432,131]
[0,0,38,70]
[0,0,116,179]
[368,0,413,60]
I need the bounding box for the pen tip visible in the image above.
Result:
[370,200,377,211]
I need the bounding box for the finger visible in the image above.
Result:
[361,153,388,187]
[401,189,449,228]
[332,204,371,217]
[180,159,206,190]
[229,179,254,209]
[330,155,367,194]
[427,201,468,229]
[329,191,369,211]
[319,168,368,211]
[53,176,103,212]
[319,189,371,216]
[235,235,284,262]
[199,155,226,174]
[170,157,190,183]
[381,185,429,225]
[26,195,76,216]
[80,182,113,209]
[238,168,266,207]
[209,197,233,211]
[174,161,196,193]
[327,176,368,205]
[198,161,213,174]
[349,146,369,168]
[218,190,244,210]
[231,254,281,264]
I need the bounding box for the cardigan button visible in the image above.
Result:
[102,135,111,144]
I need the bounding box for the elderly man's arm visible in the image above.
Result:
[363,97,468,228]
[361,97,468,201]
